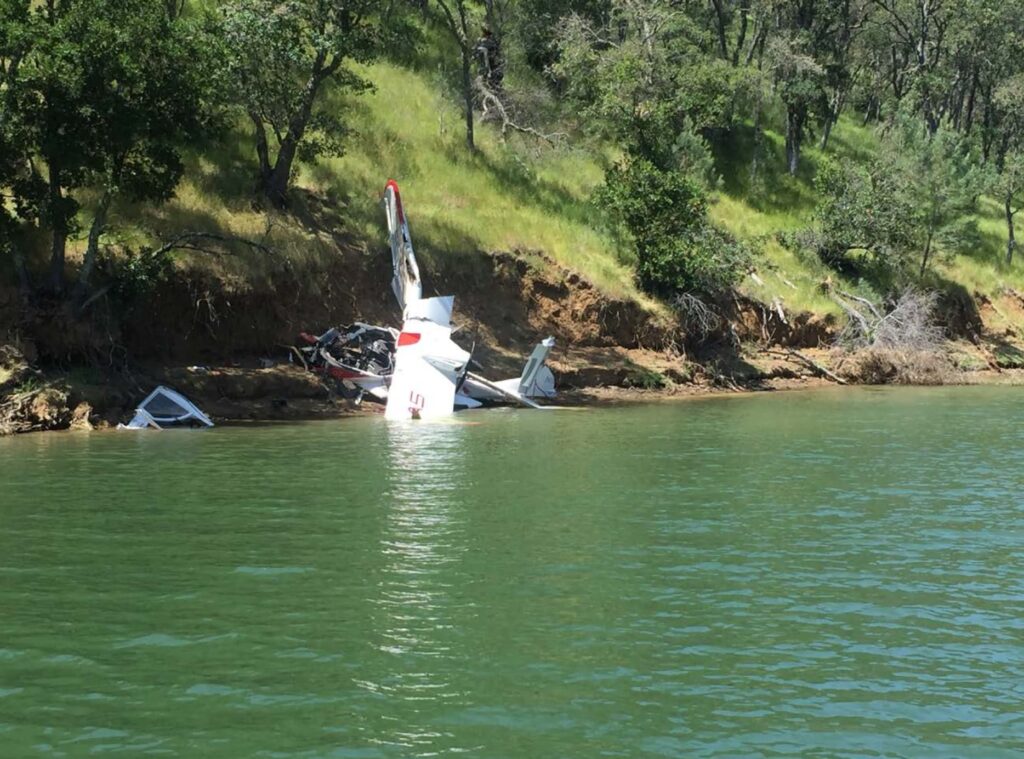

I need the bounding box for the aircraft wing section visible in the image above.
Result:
[383,179,422,314]
[385,296,469,420]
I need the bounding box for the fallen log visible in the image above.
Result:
[764,348,848,385]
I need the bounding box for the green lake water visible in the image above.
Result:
[2,387,1024,757]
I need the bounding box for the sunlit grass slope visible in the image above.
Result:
[104,60,1023,325]
[303,61,646,300]
[108,62,645,302]
[711,114,1024,317]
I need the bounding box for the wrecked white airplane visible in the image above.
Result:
[119,386,214,430]
[293,179,556,417]
[383,180,555,419]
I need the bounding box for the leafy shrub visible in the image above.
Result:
[597,158,752,297]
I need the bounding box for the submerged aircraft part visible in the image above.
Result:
[292,180,557,417]
[120,386,213,430]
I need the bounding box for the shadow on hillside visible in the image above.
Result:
[412,217,493,284]
[712,126,818,214]
[959,223,1009,268]
[188,128,258,203]
[338,112,424,182]
[470,146,597,227]
[133,202,236,243]
[987,334,1024,367]
[924,277,985,341]
[691,339,771,389]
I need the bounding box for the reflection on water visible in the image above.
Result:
[2,389,1024,757]
[365,422,472,753]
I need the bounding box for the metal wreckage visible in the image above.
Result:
[292,180,556,419]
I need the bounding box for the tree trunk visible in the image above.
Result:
[6,238,31,298]
[73,186,113,308]
[963,71,978,135]
[732,0,749,66]
[261,59,326,207]
[820,88,847,150]
[47,160,66,294]
[710,0,729,60]
[1007,194,1016,266]
[483,0,500,37]
[862,95,878,126]
[165,0,184,19]
[785,107,802,176]
[744,21,763,66]
[750,92,763,183]
[461,45,475,151]
[919,230,933,278]
[250,111,272,187]
[820,120,833,151]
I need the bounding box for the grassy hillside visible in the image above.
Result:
[100,60,650,309]
[710,115,1024,321]
[74,55,1024,335]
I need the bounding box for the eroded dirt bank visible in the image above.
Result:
[2,243,1023,434]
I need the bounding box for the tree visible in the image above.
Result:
[767,34,825,175]
[0,0,35,295]
[1,0,222,297]
[222,0,379,206]
[868,0,958,134]
[806,121,986,281]
[893,125,986,276]
[552,0,754,297]
[990,75,1024,264]
[809,159,918,276]
[504,0,610,73]
[597,157,752,296]
[71,4,225,304]
[432,0,478,150]
[994,152,1024,265]
[765,0,868,174]
[552,0,749,165]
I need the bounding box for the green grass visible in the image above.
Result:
[308,61,645,299]
[88,59,652,309]
[61,57,1024,332]
[708,113,1024,323]
[705,115,891,316]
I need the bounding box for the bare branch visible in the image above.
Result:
[764,348,848,384]
[476,79,566,145]
[835,289,943,351]
[146,232,275,262]
[673,292,721,336]
[838,290,883,320]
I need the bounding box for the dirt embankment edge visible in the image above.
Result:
[1,247,1021,434]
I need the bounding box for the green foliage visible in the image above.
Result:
[598,157,752,296]
[99,247,174,306]
[506,0,610,73]
[808,159,917,277]
[798,120,988,284]
[221,0,375,154]
[623,360,667,389]
[0,0,224,292]
[219,0,397,204]
[888,121,988,273]
[551,1,752,169]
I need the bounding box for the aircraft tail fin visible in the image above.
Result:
[383,179,422,314]
[516,337,555,397]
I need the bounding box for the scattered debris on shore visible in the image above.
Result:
[0,345,72,435]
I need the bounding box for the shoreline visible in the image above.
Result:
[5,363,1023,437]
